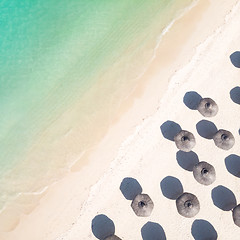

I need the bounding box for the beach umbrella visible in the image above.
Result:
[197,98,218,117]
[176,192,200,218]
[174,130,196,152]
[104,235,122,240]
[232,204,240,227]
[131,193,154,217]
[193,161,216,185]
[213,129,235,150]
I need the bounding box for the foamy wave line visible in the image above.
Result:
[0,185,50,215]
[67,150,86,169]
[135,0,199,80]
[0,145,87,214]
[19,185,50,196]
[117,0,199,106]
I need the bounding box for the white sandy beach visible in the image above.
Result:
[1,0,240,239]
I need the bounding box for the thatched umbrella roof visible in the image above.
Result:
[193,161,216,185]
[232,204,240,227]
[104,235,122,240]
[174,130,196,152]
[197,98,218,117]
[131,194,154,217]
[213,129,235,150]
[176,192,200,218]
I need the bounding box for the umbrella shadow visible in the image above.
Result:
[141,221,166,240]
[183,91,202,110]
[225,154,240,178]
[230,87,240,104]
[91,214,115,240]
[160,121,182,141]
[230,51,240,68]
[120,177,142,200]
[176,150,199,171]
[160,176,183,200]
[196,120,218,139]
[211,185,237,211]
[191,219,218,240]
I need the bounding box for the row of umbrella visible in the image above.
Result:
[174,97,235,152]
[126,175,239,221]
[129,161,216,219]
[129,191,200,218]
[174,128,235,152]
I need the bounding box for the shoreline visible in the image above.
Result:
[1,0,240,239]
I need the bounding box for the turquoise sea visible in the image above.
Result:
[0,0,193,221]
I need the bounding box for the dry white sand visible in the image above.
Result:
[1,0,240,239]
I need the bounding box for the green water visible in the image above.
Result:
[0,0,193,210]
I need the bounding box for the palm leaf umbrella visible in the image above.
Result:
[174,130,196,152]
[131,194,154,217]
[213,129,235,150]
[104,235,122,240]
[193,161,216,185]
[197,98,218,117]
[176,192,200,218]
[232,204,240,227]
